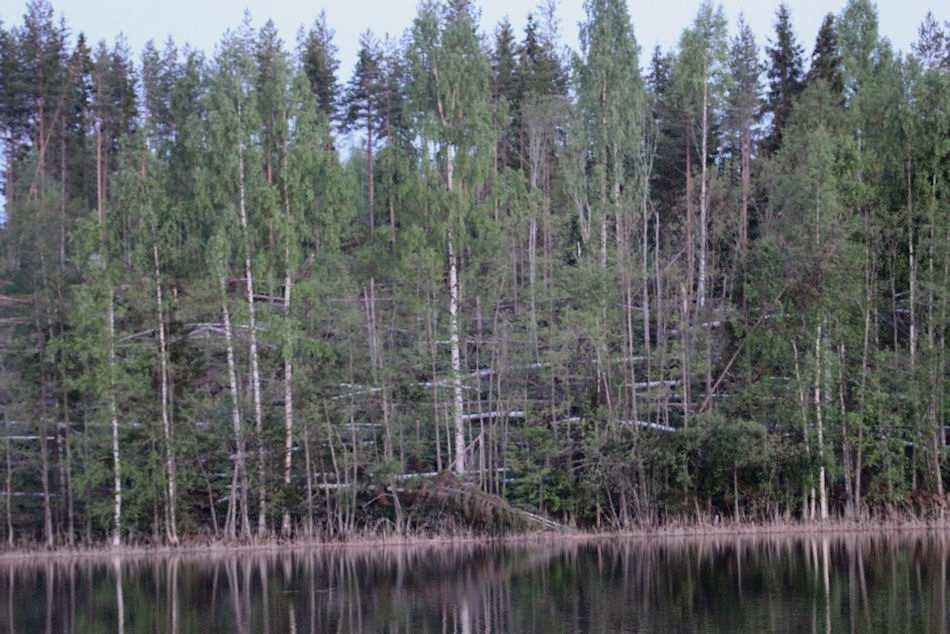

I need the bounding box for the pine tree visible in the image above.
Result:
[340,31,385,233]
[912,12,949,71]
[763,3,804,154]
[726,15,762,261]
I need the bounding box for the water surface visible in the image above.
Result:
[0,531,948,633]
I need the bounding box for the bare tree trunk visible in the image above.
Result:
[792,339,812,520]
[528,216,539,361]
[97,118,122,547]
[235,118,267,538]
[740,124,750,260]
[281,258,294,536]
[280,137,296,537]
[697,61,709,309]
[303,421,314,537]
[838,343,853,516]
[221,283,250,540]
[685,128,694,301]
[449,235,465,475]
[367,116,375,233]
[38,351,53,548]
[108,289,121,546]
[680,284,691,427]
[927,173,943,501]
[154,245,179,545]
[815,320,828,521]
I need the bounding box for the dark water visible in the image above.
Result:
[0,532,948,633]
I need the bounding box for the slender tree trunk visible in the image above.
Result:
[154,245,179,545]
[740,126,750,261]
[37,337,53,548]
[927,172,943,501]
[680,284,691,427]
[792,340,812,520]
[367,117,374,233]
[221,282,251,539]
[97,119,122,547]
[281,142,295,537]
[303,421,314,537]
[697,61,709,309]
[815,320,828,521]
[685,128,694,300]
[235,117,267,538]
[448,235,465,475]
[281,261,294,536]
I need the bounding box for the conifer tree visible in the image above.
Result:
[763,3,804,154]
[341,31,385,233]
[725,16,761,260]
[299,11,339,121]
[807,14,844,99]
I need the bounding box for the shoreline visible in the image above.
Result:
[2,518,949,563]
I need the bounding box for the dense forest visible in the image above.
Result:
[0,0,947,547]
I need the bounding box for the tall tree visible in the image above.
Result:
[407,0,494,474]
[341,31,385,233]
[298,11,339,121]
[763,3,804,154]
[725,15,761,262]
[676,1,728,308]
[806,14,844,99]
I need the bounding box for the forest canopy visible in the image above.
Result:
[0,0,947,546]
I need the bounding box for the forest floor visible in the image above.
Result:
[1,516,948,562]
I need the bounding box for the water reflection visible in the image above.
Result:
[0,532,947,633]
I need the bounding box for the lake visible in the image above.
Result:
[0,531,947,632]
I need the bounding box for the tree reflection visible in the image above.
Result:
[0,533,946,632]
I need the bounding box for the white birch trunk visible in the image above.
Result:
[221,282,250,539]
[697,60,709,309]
[154,245,178,545]
[449,236,465,475]
[235,116,266,537]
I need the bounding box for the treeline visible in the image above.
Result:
[0,0,947,547]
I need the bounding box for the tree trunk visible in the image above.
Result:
[367,116,375,233]
[97,119,122,547]
[448,235,465,475]
[815,320,828,521]
[740,123,750,260]
[281,262,294,536]
[792,339,812,520]
[685,126,694,300]
[154,244,179,546]
[235,119,267,538]
[697,60,709,309]
[221,283,251,540]
[281,140,295,537]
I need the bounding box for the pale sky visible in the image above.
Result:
[0,0,940,77]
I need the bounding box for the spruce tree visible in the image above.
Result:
[763,3,804,154]
[807,14,844,99]
[299,11,339,121]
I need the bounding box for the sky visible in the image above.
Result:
[0,0,939,77]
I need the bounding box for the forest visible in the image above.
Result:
[0,0,947,547]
